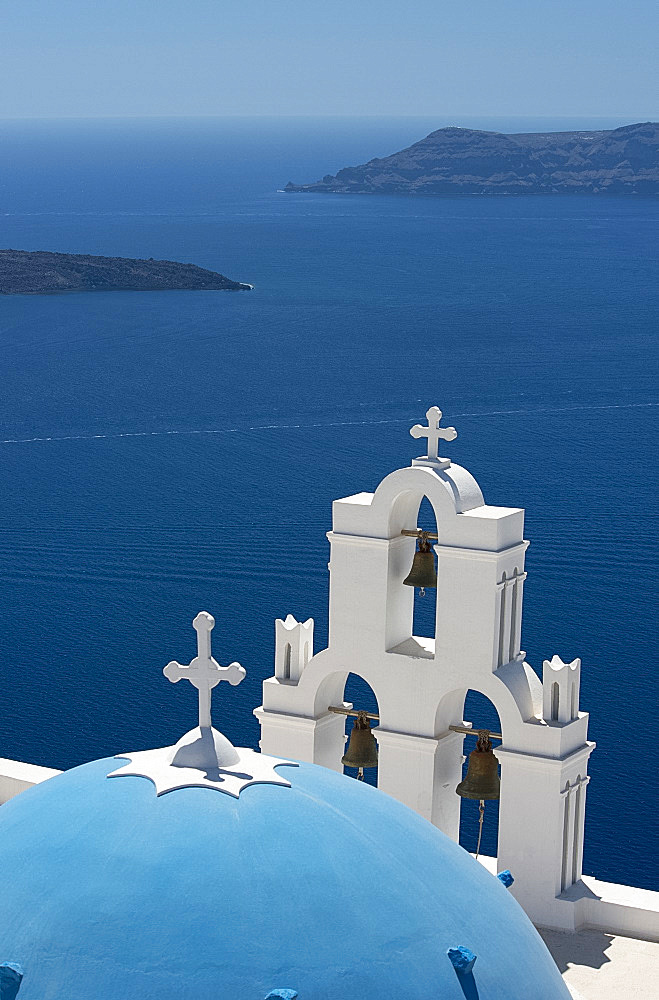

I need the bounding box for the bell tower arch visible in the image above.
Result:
[255,405,594,931]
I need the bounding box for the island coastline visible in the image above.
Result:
[0,249,252,295]
[285,122,659,197]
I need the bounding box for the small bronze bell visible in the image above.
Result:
[456,731,500,801]
[403,533,437,595]
[342,711,379,779]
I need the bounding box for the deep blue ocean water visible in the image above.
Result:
[0,117,657,887]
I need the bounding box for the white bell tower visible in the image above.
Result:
[255,406,594,931]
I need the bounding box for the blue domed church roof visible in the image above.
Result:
[0,613,570,1000]
[0,753,569,1000]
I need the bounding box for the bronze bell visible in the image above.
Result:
[403,534,437,594]
[342,711,379,778]
[456,731,500,801]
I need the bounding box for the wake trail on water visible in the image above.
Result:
[0,401,656,447]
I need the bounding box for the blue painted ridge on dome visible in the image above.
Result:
[0,756,571,1000]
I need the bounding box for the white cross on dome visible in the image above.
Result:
[163,611,245,730]
[109,611,297,796]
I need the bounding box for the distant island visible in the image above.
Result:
[0,250,252,295]
[285,122,658,197]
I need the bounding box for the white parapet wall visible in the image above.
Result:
[569,876,659,943]
[543,876,659,942]
[475,854,659,942]
[0,756,62,805]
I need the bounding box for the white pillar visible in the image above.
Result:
[496,578,506,667]
[563,781,578,893]
[430,731,465,838]
[375,729,464,835]
[572,775,590,884]
[326,533,413,655]
[495,743,594,925]
[560,783,571,893]
[500,577,515,667]
[509,570,527,662]
[254,709,346,772]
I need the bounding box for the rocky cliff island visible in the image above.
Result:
[0,250,252,295]
[285,122,658,197]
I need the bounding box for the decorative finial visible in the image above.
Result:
[163,612,245,730]
[497,869,515,888]
[0,963,23,1000]
[447,946,477,975]
[410,406,457,461]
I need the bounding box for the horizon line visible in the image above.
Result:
[0,113,655,123]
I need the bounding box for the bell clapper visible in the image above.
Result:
[357,767,365,781]
[476,799,485,860]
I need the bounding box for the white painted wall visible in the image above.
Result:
[0,756,61,804]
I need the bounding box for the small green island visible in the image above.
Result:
[0,249,252,295]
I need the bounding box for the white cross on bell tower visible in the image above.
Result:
[164,611,246,730]
[410,406,457,461]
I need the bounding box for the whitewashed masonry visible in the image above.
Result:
[255,406,657,938]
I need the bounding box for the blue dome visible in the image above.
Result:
[0,755,569,1000]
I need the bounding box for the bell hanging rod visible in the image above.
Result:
[450,724,503,741]
[329,706,502,739]
[328,705,379,721]
[401,528,439,539]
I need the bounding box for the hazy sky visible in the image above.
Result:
[2,0,657,119]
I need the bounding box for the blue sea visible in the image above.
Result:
[0,116,657,887]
